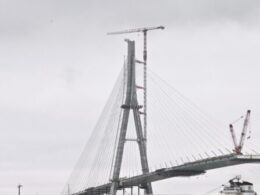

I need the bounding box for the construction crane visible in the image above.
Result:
[107,26,165,143]
[229,110,251,154]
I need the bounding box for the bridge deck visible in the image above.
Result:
[74,154,260,195]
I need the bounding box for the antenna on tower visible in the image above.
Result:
[18,184,22,195]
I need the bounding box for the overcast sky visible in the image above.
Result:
[1,0,260,195]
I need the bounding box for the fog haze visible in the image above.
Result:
[0,1,260,195]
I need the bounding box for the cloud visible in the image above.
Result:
[1,1,260,195]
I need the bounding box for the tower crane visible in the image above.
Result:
[107,26,165,144]
[229,110,251,154]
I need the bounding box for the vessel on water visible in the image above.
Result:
[220,176,257,195]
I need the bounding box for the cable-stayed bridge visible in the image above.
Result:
[61,36,260,195]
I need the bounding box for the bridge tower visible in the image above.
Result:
[109,40,153,195]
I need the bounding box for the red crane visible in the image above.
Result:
[229,110,251,154]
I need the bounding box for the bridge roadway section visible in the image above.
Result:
[73,154,260,195]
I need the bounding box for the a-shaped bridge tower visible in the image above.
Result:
[109,40,152,195]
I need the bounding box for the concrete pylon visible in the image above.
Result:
[109,40,153,195]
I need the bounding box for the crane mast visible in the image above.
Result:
[107,26,165,145]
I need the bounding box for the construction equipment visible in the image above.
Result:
[107,26,165,144]
[229,110,251,154]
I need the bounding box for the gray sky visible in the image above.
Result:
[1,0,260,195]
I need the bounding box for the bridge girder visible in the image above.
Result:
[73,154,260,195]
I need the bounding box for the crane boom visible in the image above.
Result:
[107,26,165,35]
[229,124,238,151]
[238,110,251,150]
